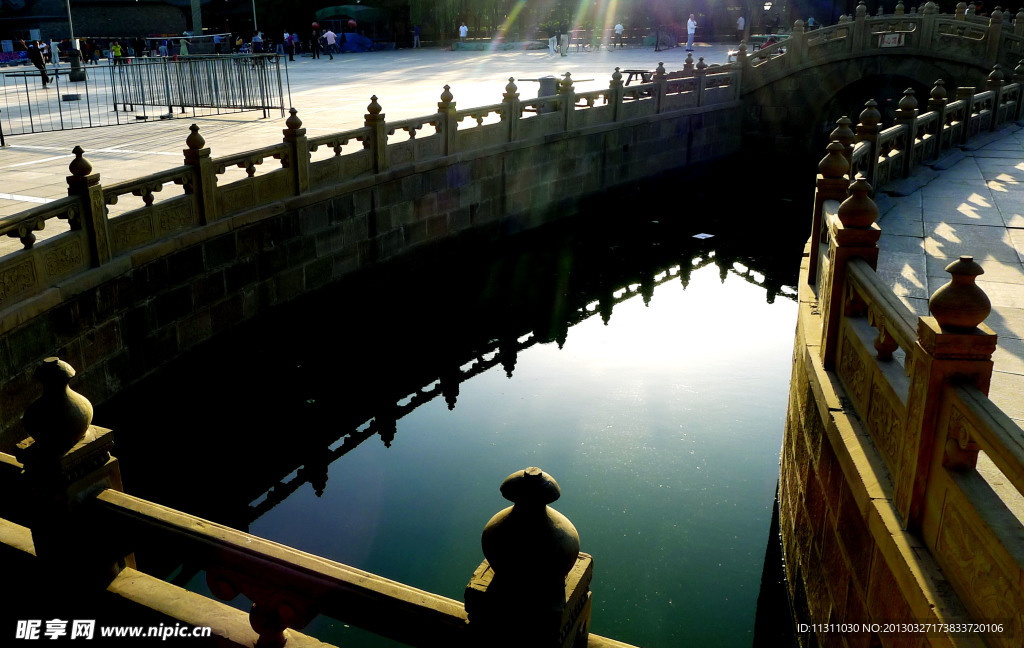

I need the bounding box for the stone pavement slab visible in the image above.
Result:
[878,124,1024,426]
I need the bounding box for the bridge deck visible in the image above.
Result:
[876,126,1024,428]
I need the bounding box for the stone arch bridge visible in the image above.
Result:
[734,2,1024,148]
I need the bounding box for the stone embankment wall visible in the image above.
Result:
[0,72,741,449]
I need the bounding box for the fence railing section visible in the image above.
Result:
[0,66,739,315]
[0,55,285,136]
[803,78,1024,644]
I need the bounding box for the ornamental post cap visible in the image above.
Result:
[367,95,382,116]
[930,79,947,101]
[837,174,879,228]
[440,84,454,104]
[898,87,918,111]
[859,99,882,126]
[830,116,855,144]
[819,141,850,178]
[22,357,94,455]
[929,256,991,330]
[989,64,1006,82]
[186,123,205,150]
[69,146,92,177]
[503,77,518,97]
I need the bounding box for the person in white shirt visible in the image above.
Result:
[686,14,696,51]
[736,16,745,42]
[459,23,468,41]
[614,22,624,48]
[323,29,336,58]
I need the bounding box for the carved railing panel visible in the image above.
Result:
[453,105,506,152]
[214,143,293,217]
[307,129,373,190]
[0,202,89,310]
[103,167,198,255]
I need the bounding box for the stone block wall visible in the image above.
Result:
[0,101,741,449]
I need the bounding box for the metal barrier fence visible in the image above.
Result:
[0,55,286,137]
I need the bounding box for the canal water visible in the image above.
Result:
[98,163,810,648]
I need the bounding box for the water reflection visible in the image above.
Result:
[98,175,805,647]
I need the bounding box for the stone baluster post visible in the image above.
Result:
[808,141,851,284]
[559,73,576,131]
[966,3,975,17]
[855,99,882,187]
[66,147,110,267]
[437,85,457,156]
[896,0,905,14]
[1014,60,1024,120]
[734,42,749,93]
[830,116,856,165]
[364,96,388,174]
[852,2,868,53]
[608,68,624,122]
[955,1,967,20]
[920,1,939,51]
[896,257,997,530]
[502,78,521,142]
[695,57,708,106]
[893,88,919,177]
[683,51,695,75]
[652,61,667,113]
[183,124,219,225]
[1016,9,1024,33]
[14,358,128,585]
[986,7,1003,65]
[928,79,950,158]
[282,108,309,195]
[956,86,976,144]
[788,20,806,68]
[465,467,592,648]
[819,176,881,368]
[987,64,1006,129]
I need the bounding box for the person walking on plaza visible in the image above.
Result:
[686,14,696,51]
[278,32,287,55]
[412,25,420,48]
[459,22,468,42]
[286,32,296,61]
[614,21,624,48]
[23,40,50,87]
[310,26,321,59]
[252,31,263,53]
[323,28,337,57]
[736,15,745,42]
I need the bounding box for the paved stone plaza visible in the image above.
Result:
[0,42,1021,426]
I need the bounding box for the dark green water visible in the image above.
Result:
[100,168,807,648]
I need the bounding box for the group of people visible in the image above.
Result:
[278,28,349,61]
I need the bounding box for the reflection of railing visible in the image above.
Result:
[787,84,1024,645]
[0,55,285,136]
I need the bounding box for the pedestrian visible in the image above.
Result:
[23,40,50,87]
[252,32,264,53]
[736,15,745,42]
[158,39,168,56]
[111,40,125,64]
[459,22,468,42]
[178,38,189,57]
[548,28,558,54]
[90,39,101,63]
[559,22,569,56]
[310,26,321,59]
[614,21,624,48]
[807,16,816,28]
[277,32,287,55]
[686,14,696,51]
[323,29,336,57]
[413,25,420,48]
[286,32,296,61]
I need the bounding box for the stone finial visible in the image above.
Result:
[793,19,806,32]
[503,77,518,101]
[285,107,302,131]
[896,0,906,14]
[611,67,623,87]
[819,141,850,179]
[439,84,455,110]
[480,467,581,586]
[738,42,747,56]
[929,256,991,331]
[857,1,868,17]
[930,79,948,105]
[923,0,939,14]
[957,1,968,16]
[1016,8,1024,24]
[898,87,918,112]
[186,124,205,150]
[858,99,882,129]
[837,175,878,227]
[366,95,382,117]
[830,116,856,150]
[991,6,1004,22]
[654,61,667,80]
[22,358,94,456]
[839,13,850,22]
[68,146,92,178]
[683,51,695,73]
[696,56,707,72]
[967,3,975,15]
[559,72,574,93]
[989,64,1006,84]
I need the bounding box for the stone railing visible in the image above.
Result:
[736,1,1024,91]
[0,360,636,647]
[0,67,739,320]
[782,94,1024,644]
